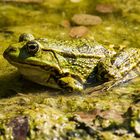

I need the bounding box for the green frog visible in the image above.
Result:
[3,33,140,92]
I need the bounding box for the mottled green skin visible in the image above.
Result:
[3,34,140,91]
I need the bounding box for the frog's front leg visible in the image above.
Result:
[58,76,84,92]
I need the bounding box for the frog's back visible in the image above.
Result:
[39,38,112,58]
[39,38,113,82]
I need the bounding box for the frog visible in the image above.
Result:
[3,33,140,92]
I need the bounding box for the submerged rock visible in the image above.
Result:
[3,0,43,3]
[69,26,89,38]
[71,14,102,26]
[96,4,114,13]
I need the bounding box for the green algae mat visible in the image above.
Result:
[0,0,140,139]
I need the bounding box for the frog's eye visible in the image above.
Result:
[19,33,34,42]
[26,41,39,55]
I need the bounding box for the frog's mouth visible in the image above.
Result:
[3,46,61,73]
[5,56,59,76]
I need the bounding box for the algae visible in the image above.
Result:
[0,0,140,139]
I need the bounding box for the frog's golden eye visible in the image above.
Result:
[19,33,34,42]
[26,41,39,55]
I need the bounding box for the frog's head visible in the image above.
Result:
[3,34,62,88]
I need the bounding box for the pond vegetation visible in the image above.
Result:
[0,0,140,139]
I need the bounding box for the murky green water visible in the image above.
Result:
[0,0,140,139]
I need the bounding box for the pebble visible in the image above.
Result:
[60,20,71,28]
[3,0,43,3]
[69,26,89,38]
[96,4,114,13]
[70,0,81,3]
[71,14,102,26]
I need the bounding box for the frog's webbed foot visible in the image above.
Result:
[101,80,121,91]
[100,68,140,91]
[84,80,114,94]
[85,78,127,94]
[58,76,84,92]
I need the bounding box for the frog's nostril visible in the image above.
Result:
[7,46,16,52]
[3,46,16,58]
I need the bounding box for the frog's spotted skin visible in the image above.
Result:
[3,34,140,92]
